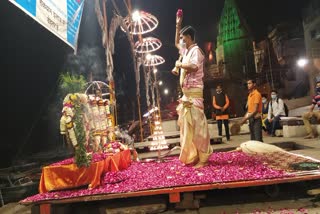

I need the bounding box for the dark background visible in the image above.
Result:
[1,0,310,167]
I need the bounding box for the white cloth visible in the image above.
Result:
[180,44,204,89]
[240,140,284,155]
[177,88,211,164]
[268,98,286,119]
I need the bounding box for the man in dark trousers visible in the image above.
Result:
[302,80,320,139]
[240,79,263,142]
[213,84,230,141]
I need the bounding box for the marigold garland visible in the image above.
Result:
[60,93,92,167]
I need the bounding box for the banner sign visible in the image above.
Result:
[9,0,85,50]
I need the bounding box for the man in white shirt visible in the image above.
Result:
[172,12,212,168]
[264,90,286,137]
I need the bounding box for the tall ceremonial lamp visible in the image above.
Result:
[94,0,160,142]
[134,37,162,135]
[144,54,166,122]
[144,54,168,159]
[134,37,163,107]
[122,10,160,142]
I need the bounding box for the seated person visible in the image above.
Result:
[264,90,286,137]
[302,80,320,139]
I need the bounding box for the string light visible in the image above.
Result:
[122,10,158,35]
[144,54,165,67]
[134,37,162,54]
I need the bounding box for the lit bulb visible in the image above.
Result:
[132,11,140,22]
[297,58,308,67]
[146,54,152,60]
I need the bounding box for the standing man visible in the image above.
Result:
[240,79,263,142]
[213,84,231,141]
[264,89,286,137]
[172,10,212,168]
[302,80,320,139]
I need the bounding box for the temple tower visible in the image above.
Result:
[214,0,256,116]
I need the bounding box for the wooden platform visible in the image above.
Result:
[21,145,320,214]
[22,173,320,209]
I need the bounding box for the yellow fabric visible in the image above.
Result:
[303,111,320,135]
[39,150,131,193]
[262,113,268,129]
[179,67,186,88]
[182,88,203,99]
[198,148,213,163]
[177,88,211,165]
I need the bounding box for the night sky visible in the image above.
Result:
[2,0,310,167]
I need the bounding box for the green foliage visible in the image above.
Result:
[290,162,320,171]
[58,73,91,167]
[73,97,92,168]
[58,72,86,99]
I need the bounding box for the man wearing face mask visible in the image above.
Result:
[213,84,230,141]
[302,80,320,139]
[172,11,212,168]
[264,90,286,137]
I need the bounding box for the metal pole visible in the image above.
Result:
[154,69,162,123]
[137,95,144,142]
[147,67,152,135]
[267,39,274,89]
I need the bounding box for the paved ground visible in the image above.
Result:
[138,124,320,161]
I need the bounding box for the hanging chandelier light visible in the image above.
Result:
[134,37,162,54]
[123,10,158,35]
[144,54,165,67]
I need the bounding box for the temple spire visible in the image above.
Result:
[217,0,251,45]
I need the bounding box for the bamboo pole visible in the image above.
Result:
[137,94,143,141]
[102,1,108,46]
[102,0,117,128]
[122,0,143,141]
[154,69,162,123]
[147,66,152,135]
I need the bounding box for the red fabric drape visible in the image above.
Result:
[39,150,131,193]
